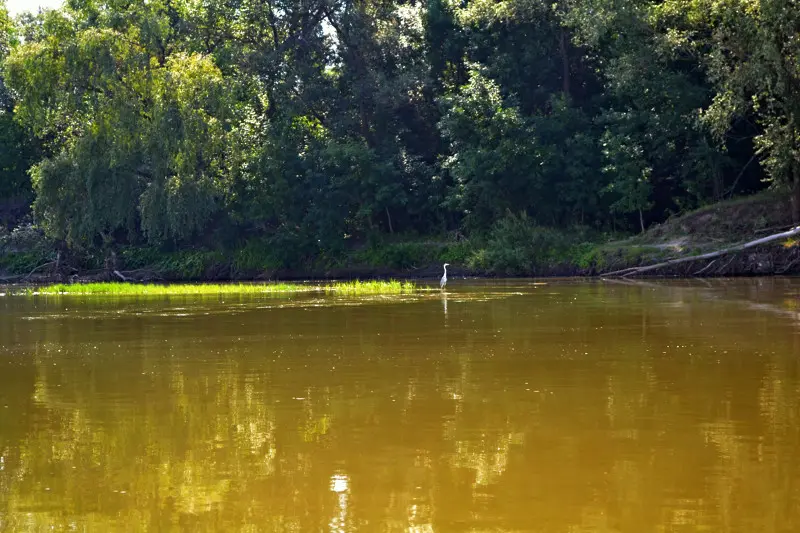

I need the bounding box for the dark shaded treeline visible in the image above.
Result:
[0,0,797,270]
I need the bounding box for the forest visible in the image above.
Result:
[0,0,799,277]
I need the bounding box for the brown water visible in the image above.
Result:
[2,279,800,532]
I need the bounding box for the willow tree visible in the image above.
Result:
[0,0,37,225]
[4,2,239,246]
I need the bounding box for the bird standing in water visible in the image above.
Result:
[440,263,450,290]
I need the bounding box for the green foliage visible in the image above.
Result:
[149,250,226,280]
[681,0,800,215]
[439,240,473,265]
[572,243,605,271]
[0,223,48,250]
[351,237,472,269]
[231,239,290,275]
[354,241,439,269]
[601,131,653,220]
[0,0,793,270]
[0,250,47,273]
[118,247,168,271]
[5,6,237,245]
[473,213,576,275]
[0,0,36,227]
[119,247,224,279]
[440,68,540,229]
[0,223,55,273]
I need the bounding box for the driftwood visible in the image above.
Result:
[603,225,800,277]
[115,268,165,282]
[24,260,56,280]
[692,259,718,276]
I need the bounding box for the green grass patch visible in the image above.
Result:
[16,280,416,296]
[323,280,416,295]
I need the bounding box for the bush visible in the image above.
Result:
[119,246,226,279]
[233,239,283,275]
[0,251,51,274]
[119,247,168,270]
[472,213,575,275]
[354,241,436,268]
[351,237,474,270]
[440,240,473,265]
[0,224,57,274]
[0,224,51,253]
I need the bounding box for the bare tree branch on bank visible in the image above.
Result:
[602,226,800,277]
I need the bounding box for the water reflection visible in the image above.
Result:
[329,474,350,533]
[1,279,800,531]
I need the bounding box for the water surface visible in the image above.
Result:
[2,278,800,532]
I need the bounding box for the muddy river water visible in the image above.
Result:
[2,278,800,532]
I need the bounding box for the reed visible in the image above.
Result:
[19,280,416,296]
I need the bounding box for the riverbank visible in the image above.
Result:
[3,192,799,283]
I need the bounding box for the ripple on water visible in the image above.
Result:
[13,280,799,531]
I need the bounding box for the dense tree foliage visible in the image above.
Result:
[0,1,37,227]
[0,0,796,260]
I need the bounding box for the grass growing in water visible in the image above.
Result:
[322,280,416,295]
[21,280,416,296]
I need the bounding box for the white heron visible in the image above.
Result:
[440,263,450,290]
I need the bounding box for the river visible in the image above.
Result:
[1,278,800,532]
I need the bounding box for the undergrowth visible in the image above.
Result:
[465,213,607,275]
[0,224,57,274]
[120,248,227,279]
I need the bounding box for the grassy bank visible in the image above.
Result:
[2,192,798,281]
[13,280,417,296]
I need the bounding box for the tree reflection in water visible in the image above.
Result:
[1,279,800,531]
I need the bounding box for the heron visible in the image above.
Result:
[440,263,450,290]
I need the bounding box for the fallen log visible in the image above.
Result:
[602,225,800,277]
[118,268,165,281]
[24,260,56,280]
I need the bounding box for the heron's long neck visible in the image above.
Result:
[443,265,448,276]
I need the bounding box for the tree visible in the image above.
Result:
[0,0,37,228]
[565,0,736,230]
[672,0,800,220]
[5,2,239,245]
[0,0,788,263]
[440,67,542,229]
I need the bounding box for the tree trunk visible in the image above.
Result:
[385,206,394,234]
[559,29,571,98]
[792,166,800,223]
[603,224,800,277]
[712,165,723,201]
[639,209,645,234]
